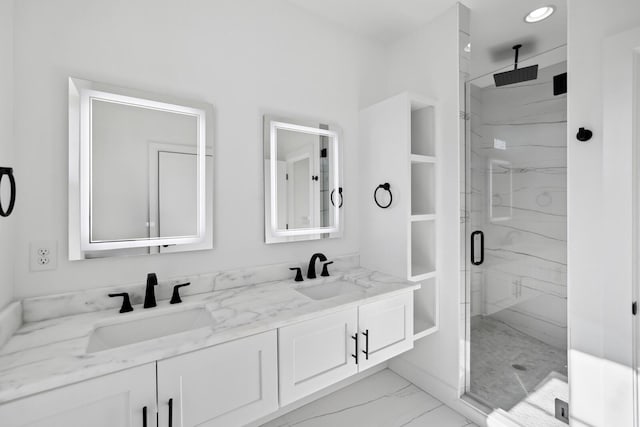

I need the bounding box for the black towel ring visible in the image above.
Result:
[0,167,16,218]
[374,183,392,209]
[331,187,343,208]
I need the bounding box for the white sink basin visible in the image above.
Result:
[295,280,365,300]
[87,307,212,353]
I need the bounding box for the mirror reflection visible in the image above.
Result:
[264,116,342,244]
[489,158,513,222]
[91,99,199,241]
[69,78,213,259]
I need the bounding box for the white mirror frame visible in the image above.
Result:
[268,119,341,239]
[69,77,212,259]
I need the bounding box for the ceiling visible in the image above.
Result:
[286,0,466,43]
[468,0,567,78]
[286,0,567,78]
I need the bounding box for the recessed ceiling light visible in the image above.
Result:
[524,6,555,23]
[464,43,471,53]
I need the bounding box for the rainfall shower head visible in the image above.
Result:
[493,44,538,87]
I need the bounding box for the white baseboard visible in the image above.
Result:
[0,301,22,349]
[247,363,388,427]
[487,410,526,427]
[389,356,490,427]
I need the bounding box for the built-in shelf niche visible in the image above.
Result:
[359,91,439,344]
[413,277,438,339]
[410,220,435,280]
[411,105,435,157]
[411,162,435,216]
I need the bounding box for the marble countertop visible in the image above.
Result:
[0,267,418,404]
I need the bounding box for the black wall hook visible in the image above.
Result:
[374,183,392,209]
[0,167,16,218]
[576,127,593,142]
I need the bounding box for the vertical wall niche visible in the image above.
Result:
[360,92,439,341]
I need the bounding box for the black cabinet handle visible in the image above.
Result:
[471,230,484,266]
[362,329,370,360]
[168,398,173,427]
[142,406,147,427]
[170,282,191,304]
[351,333,358,365]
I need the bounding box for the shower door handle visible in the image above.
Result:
[471,230,484,266]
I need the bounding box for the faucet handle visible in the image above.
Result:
[289,267,304,282]
[321,261,334,277]
[109,293,134,313]
[147,272,158,286]
[170,282,191,304]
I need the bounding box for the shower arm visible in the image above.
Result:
[512,44,522,70]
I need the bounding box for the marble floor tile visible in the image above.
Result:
[262,369,476,427]
[468,316,567,412]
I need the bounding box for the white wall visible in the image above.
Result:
[567,0,640,425]
[11,0,388,297]
[386,4,463,402]
[0,0,14,309]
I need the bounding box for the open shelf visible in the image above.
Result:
[409,270,436,282]
[410,220,435,278]
[411,162,435,216]
[414,317,437,340]
[410,154,436,164]
[412,276,438,340]
[360,92,438,344]
[411,214,436,222]
[410,105,436,157]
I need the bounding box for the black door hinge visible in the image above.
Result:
[286,173,288,180]
[633,301,637,315]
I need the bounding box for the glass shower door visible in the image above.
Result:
[464,60,568,418]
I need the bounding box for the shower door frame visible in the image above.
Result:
[461,51,570,416]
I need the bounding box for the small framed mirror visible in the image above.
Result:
[263,115,342,244]
[69,78,214,259]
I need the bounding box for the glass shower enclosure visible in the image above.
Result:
[463,53,568,421]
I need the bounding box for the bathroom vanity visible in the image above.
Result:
[0,267,418,427]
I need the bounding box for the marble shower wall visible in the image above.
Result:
[469,62,567,350]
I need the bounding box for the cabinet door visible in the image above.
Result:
[278,308,358,406]
[0,363,156,427]
[358,292,414,370]
[157,330,278,427]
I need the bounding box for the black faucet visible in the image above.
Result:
[307,253,328,279]
[144,273,158,308]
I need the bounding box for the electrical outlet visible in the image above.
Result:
[30,241,57,272]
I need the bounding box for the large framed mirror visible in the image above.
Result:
[69,78,214,259]
[263,115,342,244]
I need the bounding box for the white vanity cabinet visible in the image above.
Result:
[156,330,278,427]
[278,308,359,406]
[0,363,157,427]
[0,331,277,427]
[357,292,414,370]
[278,291,414,405]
